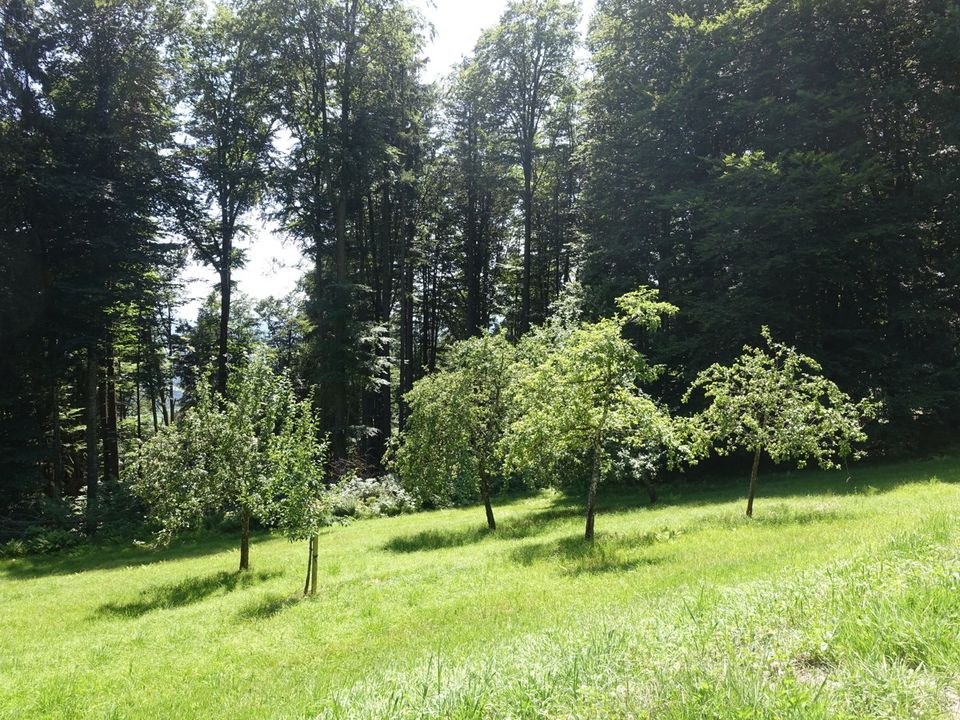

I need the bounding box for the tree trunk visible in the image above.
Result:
[150,390,159,433]
[397,217,415,429]
[310,533,319,595]
[217,260,231,399]
[480,469,496,531]
[84,343,100,535]
[239,510,250,571]
[585,452,601,541]
[167,304,175,423]
[50,378,64,499]
[104,351,120,481]
[303,536,315,596]
[642,477,657,505]
[520,155,533,335]
[746,446,762,517]
[585,400,611,541]
[135,350,142,441]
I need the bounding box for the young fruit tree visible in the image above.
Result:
[389,335,515,530]
[505,288,682,540]
[136,351,326,572]
[261,397,329,596]
[683,327,879,517]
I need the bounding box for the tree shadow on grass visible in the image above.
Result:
[236,592,304,621]
[701,502,847,530]
[0,531,253,581]
[510,532,668,576]
[96,569,279,618]
[382,505,582,553]
[647,454,960,514]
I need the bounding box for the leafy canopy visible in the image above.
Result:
[504,287,685,491]
[684,327,879,469]
[390,335,515,508]
[135,350,327,544]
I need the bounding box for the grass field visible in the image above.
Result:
[2,456,960,719]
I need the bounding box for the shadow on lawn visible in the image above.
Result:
[97,569,279,618]
[236,592,303,621]
[382,504,581,553]
[648,454,960,513]
[511,532,667,575]
[0,531,250,581]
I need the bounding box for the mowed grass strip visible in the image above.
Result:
[1,455,958,719]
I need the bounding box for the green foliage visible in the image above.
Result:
[0,527,82,558]
[391,335,516,509]
[581,0,960,443]
[135,350,328,546]
[685,327,879,470]
[504,287,686,537]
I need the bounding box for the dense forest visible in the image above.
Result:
[1,0,958,539]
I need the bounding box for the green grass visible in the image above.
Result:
[2,456,960,719]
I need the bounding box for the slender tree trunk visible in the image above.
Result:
[641,476,657,505]
[746,447,762,517]
[239,509,250,571]
[397,217,415,429]
[585,400,611,541]
[84,343,100,534]
[520,154,533,334]
[50,378,64,499]
[158,382,170,427]
[310,534,319,595]
[150,390,159,433]
[135,350,142,441]
[167,305,175,423]
[585,453,601,541]
[480,467,496,531]
[330,192,349,460]
[105,351,120,481]
[217,259,231,399]
[303,537,314,596]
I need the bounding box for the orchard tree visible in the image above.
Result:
[684,327,879,517]
[261,395,328,596]
[505,287,682,540]
[390,335,515,530]
[136,351,324,571]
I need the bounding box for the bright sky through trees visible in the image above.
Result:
[178,0,596,320]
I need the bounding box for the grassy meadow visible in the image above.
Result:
[2,455,960,719]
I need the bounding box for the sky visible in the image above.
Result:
[178,0,596,321]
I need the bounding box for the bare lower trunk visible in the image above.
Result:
[520,160,532,334]
[585,400,610,541]
[50,378,63,498]
[167,304,175,423]
[310,534,319,595]
[585,454,600,541]
[84,343,100,535]
[746,446,762,517]
[239,510,250,571]
[642,476,657,505]
[303,537,314,596]
[481,471,496,531]
[217,263,231,399]
[104,353,119,481]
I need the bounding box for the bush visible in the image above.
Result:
[0,527,82,558]
[329,475,417,520]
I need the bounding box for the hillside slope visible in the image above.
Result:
[2,457,959,719]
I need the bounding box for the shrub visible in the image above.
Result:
[329,475,417,520]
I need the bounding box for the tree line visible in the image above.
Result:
[1,0,958,537]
